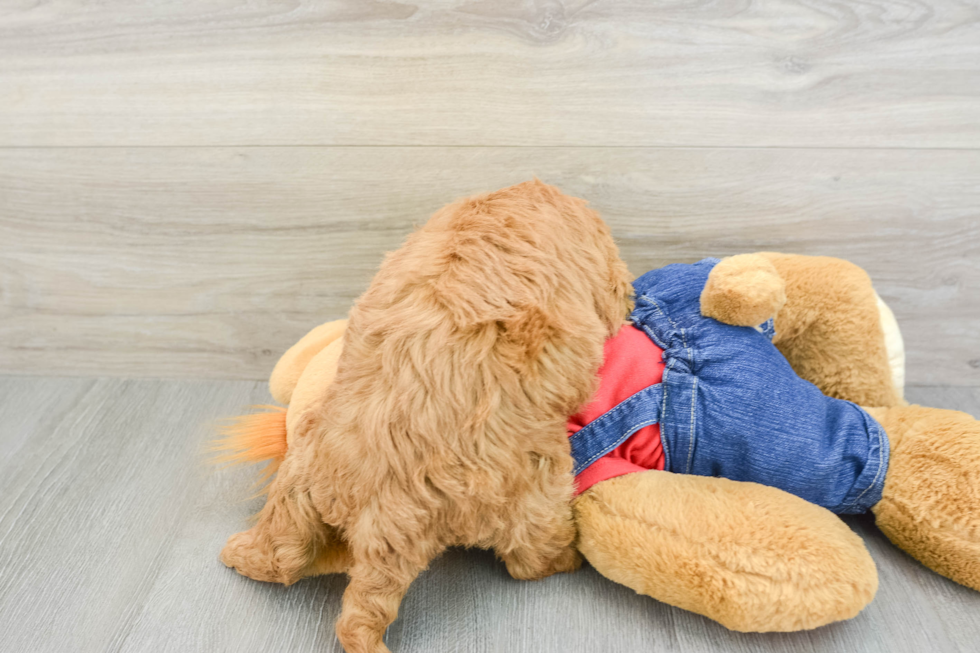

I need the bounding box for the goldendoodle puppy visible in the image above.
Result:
[220,180,633,653]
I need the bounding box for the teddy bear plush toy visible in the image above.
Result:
[217,252,979,633]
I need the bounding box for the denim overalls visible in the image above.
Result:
[569,258,890,514]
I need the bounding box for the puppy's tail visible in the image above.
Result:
[210,405,289,487]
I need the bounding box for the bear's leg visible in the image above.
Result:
[866,405,980,591]
[760,253,903,407]
[575,470,878,631]
[269,318,348,404]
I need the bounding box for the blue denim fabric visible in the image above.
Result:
[570,384,664,476]
[569,258,890,514]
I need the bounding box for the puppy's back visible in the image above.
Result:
[315,180,632,538]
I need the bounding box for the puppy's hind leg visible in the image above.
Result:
[499,510,581,581]
[220,454,325,585]
[497,457,582,581]
[335,511,444,653]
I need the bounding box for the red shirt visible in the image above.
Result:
[567,325,666,495]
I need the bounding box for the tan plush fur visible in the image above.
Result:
[219,180,634,653]
[758,252,904,408]
[270,319,348,405]
[866,405,980,591]
[220,236,979,643]
[701,254,979,592]
[218,324,352,575]
[285,335,344,447]
[699,254,979,599]
[574,470,878,632]
[700,254,787,327]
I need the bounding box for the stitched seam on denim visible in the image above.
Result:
[574,418,661,475]
[682,316,697,474]
[578,384,660,425]
[660,364,672,471]
[639,294,687,349]
[686,375,698,474]
[639,322,669,352]
[569,385,663,475]
[635,293,695,474]
[572,421,653,473]
[640,295,670,351]
[662,357,682,471]
[843,413,887,511]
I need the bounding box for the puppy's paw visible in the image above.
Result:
[504,546,583,581]
[220,529,299,585]
[336,619,393,653]
[547,545,584,576]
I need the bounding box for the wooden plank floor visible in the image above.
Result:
[2,3,977,651]
[1,376,977,653]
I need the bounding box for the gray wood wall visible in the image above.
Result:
[1,1,978,385]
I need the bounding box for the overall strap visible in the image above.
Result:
[569,384,664,476]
